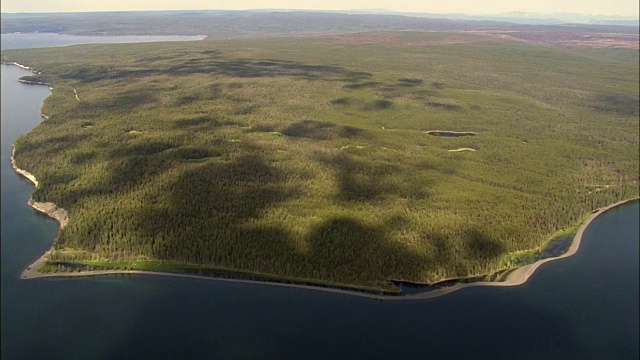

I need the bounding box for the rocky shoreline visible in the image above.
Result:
[11,146,68,280]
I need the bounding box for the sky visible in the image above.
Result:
[1,0,638,17]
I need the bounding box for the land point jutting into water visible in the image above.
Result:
[2,25,638,293]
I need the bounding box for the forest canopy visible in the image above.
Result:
[4,30,639,291]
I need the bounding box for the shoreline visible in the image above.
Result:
[11,145,68,281]
[4,58,55,118]
[3,61,32,70]
[6,59,637,300]
[19,79,53,89]
[2,61,53,89]
[18,189,637,299]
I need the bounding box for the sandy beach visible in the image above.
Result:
[5,61,32,70]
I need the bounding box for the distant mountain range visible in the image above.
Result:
[1,9,638,27]
[2,9,640,27]
[329,9,639,26]
[1,9,637,37]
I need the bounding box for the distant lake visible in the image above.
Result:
[1,33,205,50]
[1,34,638,359]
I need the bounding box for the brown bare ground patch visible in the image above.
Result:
[318,31,484,47]
[465,30,639,49]
[316,30,637,49]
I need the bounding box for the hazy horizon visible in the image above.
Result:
[1,1,638,17]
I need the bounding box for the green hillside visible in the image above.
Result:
[4,31,638,291]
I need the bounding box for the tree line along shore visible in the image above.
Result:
[4,30,638,291]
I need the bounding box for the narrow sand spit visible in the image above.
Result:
[5,62,31,70]
[18,79,52,87]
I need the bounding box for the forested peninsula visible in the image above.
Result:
[4,29,638,292]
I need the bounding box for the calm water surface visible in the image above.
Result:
[1,37,638,360]
[1,33,205,50]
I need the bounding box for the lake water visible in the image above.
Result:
[1,33,206,50]
[1,36,638,359]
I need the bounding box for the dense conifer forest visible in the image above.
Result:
[4,30,638,290]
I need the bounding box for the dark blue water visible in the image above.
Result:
[2,38,639,359]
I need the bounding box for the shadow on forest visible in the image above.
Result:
[60,136,503,287]
[172,115,240,129]
[281,120,364,140]
[364,99,393,110]
[105,141,433,284]
[461,226,504,261]
[69,150,97,165]
[111,140,177,157]
[66,57,375,115]
[304,216,426,283]
[18,133,91,157]
[591,93,640,115]
[317,153,432,203]
[426,102,464,112]
[107,156,173,195]
[126,152,302,265]
[61,65,157,83]
[164,58,373,80]
[344,81,382,89]
[60,59,372,83]
[173,84,227,107]
[83,87,162,113]
[418,227,504,277]
[397,78,423,86]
